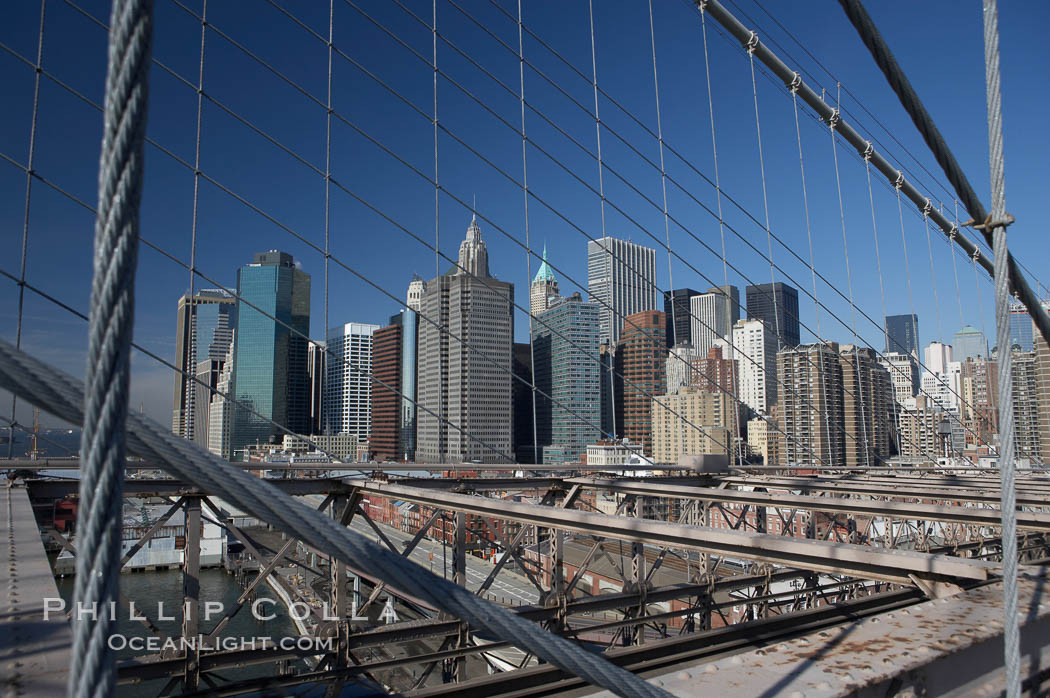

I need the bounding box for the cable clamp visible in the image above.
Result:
[746,31,759,56]
[698,0,709,12]
[894,172,904,190]
[922,199,932,218]
[827,108,840,131]
[972,248,982,263]
[948,224,958,241]
[967,212,1015,231]
[789,72,801,94]
[863,141,873,162]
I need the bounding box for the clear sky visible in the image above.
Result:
[1,0,1047,428]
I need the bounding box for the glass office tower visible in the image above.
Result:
[229,251,311,459]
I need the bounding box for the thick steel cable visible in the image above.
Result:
[982,0,1019,693]
[70,0,153,696]
[836,0,1050,349]
[0,338,671,698]
[515,0,540,466]
[9,0,46,460]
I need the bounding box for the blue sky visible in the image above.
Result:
[1,0,1048,428]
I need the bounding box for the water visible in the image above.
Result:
[55,567,303,696]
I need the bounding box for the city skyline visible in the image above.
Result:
[2,1,1047,433]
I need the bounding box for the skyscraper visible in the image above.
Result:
[708,285,740,329]
[924,341,953,375]
[587,237,659,345]
[512,343,536,464]
[777,342,844,468]
[885,314,920,358]
[530,244,559,317]
[878,351,919,405]
[172,289,235,442]
[663,288,699,348]
[208,335,235,460]
[839,345,896,467]
[417,216,514,463]
[406,275,424,312]
[618,310,667,456]
[399,309,418,461]
[370,319,403,461]
[532,293,601,464]
[229,251,310,458]
[690,290,730,356]
[953,326,988,362]
[746,282,800,350]
[323,322,380,439]
[307,341,325,435]
[732,318,778,414]
[1009,300,1034,351]
[1012,350,1040,463]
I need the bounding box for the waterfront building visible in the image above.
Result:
[1037,318,1050,462]
[960,357,997,448]
[172,289,235,443]
[1012,350,1041,464]
[323,322,380,440]
[899,395,943,461]
[532,293,601,464]
[417,215,514,463]
[281,432,359,462]
[587,236,659,345]
[229,252,310,458]
[598,341,620,439]
[885,313,919,358]
[746,282,800,350]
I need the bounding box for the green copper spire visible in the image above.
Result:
[533,243,556,284]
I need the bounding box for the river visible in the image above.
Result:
[55,567,304,696]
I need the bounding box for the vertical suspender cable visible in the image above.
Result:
[588,0,616,439]
[981,1,1019,694]
[648,0,683,464]
[323,0,333,435]
[700,2,743,466]
[432,0,442,465]
[10,0,46,459]
[515,0,540,465]
[792,77,829,467]
[71,0,153,696]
